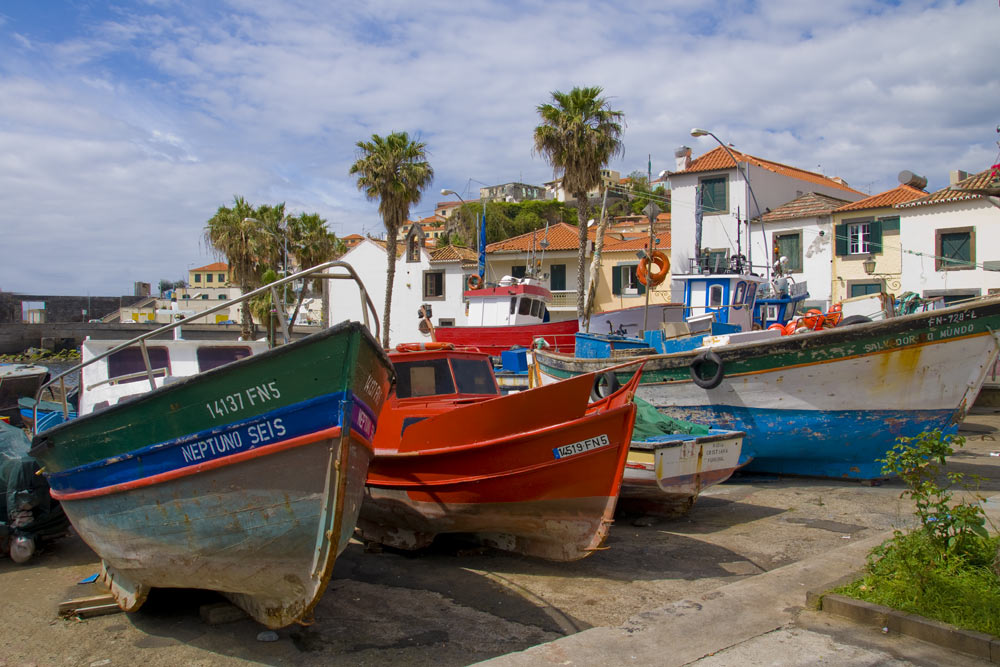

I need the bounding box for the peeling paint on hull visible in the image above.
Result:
[536,297,1000,479]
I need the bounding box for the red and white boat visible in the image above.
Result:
[427,275,681,357]
[430,276,578,356]
[357,344,640,561]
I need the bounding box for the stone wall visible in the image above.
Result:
[0,292,147,324]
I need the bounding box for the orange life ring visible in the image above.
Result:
[637,251,670,286]
[394,342,456,353]
[467,274,483,290]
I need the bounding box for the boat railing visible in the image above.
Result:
[32,260,381,428]
[85,366,169,392]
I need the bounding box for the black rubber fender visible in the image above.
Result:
[838,314,873,326]
[689,349,725,389]
[590,370,622,401]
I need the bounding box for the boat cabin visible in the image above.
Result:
[78,338,269,415]
[464,276,552,327]
[674,273,764,332]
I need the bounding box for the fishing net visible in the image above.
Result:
[631,397,710,440]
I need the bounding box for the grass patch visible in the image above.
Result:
[835,531,1000,636]
[832,429,1000,637]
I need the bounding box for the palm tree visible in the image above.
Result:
[349,132,434,347]
[204,196,273,340]
[286,212,340,331]
[533,86,624,318]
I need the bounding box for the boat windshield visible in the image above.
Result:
[108,347,170,384]
[394,356,498,399]
[196,346,256,372]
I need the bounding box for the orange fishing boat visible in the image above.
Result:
[358,345,640,561]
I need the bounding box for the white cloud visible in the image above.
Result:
[0,0,997,294]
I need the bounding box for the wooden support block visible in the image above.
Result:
[59,593,117,616]
[73,603,123,619]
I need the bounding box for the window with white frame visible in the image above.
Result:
[848,222,870,255]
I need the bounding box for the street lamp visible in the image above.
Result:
[862,254,877,276]
[441,188,486,279]
[690,128,768,279]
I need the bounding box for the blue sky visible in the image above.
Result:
[1,0,997,295]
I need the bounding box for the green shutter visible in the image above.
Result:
[869,220,883,254]
[612,265,622,295]
[880,216,900,233]
[637,267,646,295]
[834,223,848,256]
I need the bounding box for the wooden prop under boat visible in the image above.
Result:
[535,295,1000,480]
[28,262,394,628]
[358,347,641,561]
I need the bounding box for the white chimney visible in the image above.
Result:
[949,170,970,185]
[674,146,692,172]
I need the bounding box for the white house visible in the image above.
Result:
[758,192,854,310]
[896,169,1000,303]
[327,226,477,347]
[667,145,866,282]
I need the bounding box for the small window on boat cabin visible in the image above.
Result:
[732,281,747,307]
[197,346,254,372]
[530,299,543,318]
[509,297,517,315]
[451,358,498,395]
[394,359,455,398]
[107,347,171,384]
[518,297,532,315]
[709,285,724,307]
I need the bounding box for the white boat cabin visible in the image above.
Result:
[673,274,766,332]
[79,338,269,415]
[464,276,553,327]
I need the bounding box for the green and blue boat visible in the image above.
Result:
[29,262,393,628]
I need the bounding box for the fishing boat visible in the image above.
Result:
[536,295,1000,479]
[615,397,746,515]
[0,363,49,425]
[357,344,640,561]
[28,261,394,628]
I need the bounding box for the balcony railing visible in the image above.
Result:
[549,290,578,310]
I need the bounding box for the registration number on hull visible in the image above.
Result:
[553,434,610,459]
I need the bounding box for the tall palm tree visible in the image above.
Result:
[204,196,272,340]
[533,86,624,318]
[350,132,434,347]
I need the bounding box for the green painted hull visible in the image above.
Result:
[31,321,391,473]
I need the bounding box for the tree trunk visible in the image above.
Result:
[575,194,590,319]
[383,235,398,349]
[583,188,610,332]
[240,283,254,341]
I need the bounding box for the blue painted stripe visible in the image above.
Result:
[47,390,379,494]
[654,405,956,480]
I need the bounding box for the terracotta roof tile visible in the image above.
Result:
[192,262,228,271]
[429,245,478,262]
[681,146,864,196]
[486,222,580,253]
[896,168,998,208]
[834,184,926,212]
[761,192,853,222]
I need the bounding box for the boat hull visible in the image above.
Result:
[621,430,745,515]
[32,321,393,627]
[536,298,1000,479]
[0,364,49,425]
[359,373,638,561]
